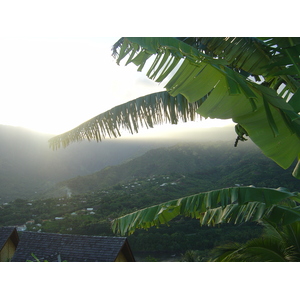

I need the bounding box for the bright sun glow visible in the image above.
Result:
[0,37,234,135]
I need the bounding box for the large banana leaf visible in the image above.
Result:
[48,92,202,149]
[185,37,300,95]
[111,186,300,236]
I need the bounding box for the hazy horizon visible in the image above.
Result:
[0,121,237,144]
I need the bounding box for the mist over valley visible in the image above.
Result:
[0,123,237,202]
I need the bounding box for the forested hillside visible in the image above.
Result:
[1,139,299,261]
[44,140,300,198]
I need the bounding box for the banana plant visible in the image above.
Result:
[111,186,300,236]
[49,37,300,178]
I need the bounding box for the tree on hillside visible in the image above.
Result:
[49,37,300,260]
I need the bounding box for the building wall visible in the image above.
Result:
[114,251,128,262]
[0,238,16,262]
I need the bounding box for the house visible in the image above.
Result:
[0,227,19,262]
[16,225,27,231]
[0,227,135,262]
[26,220,35,225]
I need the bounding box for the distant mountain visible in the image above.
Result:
[0,125,174,202]
[0,124,237,202]
[45,140,300,198]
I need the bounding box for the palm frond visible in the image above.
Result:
[213,218,300,262]
[229,237,288,262]
[260,219,300,261]
[48,92,202,149]
[178,37,272,76]
[210,242,244,262]
[211,238,288,262]
[112,186,299,236]
[112,37,272,77]
[187,37,300,93]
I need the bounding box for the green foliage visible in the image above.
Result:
[145,255,158,262]
[211,220,300,262]
[40,141,300,197]
[180,250,202,262]
[112,186,300,236]
[26,253,48,262]
[49,92,202,149]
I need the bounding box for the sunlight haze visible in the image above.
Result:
[0,37,234,136]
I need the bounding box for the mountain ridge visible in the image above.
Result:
[42,139,299,199]
[0,123,237,202]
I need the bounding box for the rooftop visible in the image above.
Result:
[5,229,134,262]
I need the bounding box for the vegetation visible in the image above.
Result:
[44,141,300,197]
[210,220,300,262]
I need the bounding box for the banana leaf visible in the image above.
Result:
[111,186,300,236]
[48,92,202,149]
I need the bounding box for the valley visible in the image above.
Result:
[1,125,299,261]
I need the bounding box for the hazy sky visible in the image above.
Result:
[0,1,256,138]
[0,37,233,136]
[0,0,288,144]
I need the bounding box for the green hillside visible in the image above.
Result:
[1,140,299,261]
[45,140,300,198]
